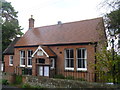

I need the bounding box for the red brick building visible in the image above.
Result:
[3,17,106,81]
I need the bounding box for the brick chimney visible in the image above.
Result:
[29,15,34,30]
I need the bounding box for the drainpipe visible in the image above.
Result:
[94,42,97,82]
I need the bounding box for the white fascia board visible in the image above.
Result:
[32,46,49,57]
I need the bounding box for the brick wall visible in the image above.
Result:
[2,72,16,84]
[4,44,96,80]
[4,55,14,73]
[50,45,95,72]
[14,47,37,75]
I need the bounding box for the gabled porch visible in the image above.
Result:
[31,46,57,77]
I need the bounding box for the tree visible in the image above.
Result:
[101,0,120,10]
[101,0,120,35]
[93,47,120,83]
[105,9,120,37]
[101,0,120,52]
[1,1,23,52]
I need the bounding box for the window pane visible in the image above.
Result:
[23,51,25,57]
[21,59,23,65]
[78,59,81,68]
[23,59,25,65]
[20,51,25,66]
[82,59,85,68]
[77,49,81,58]
[10,56,13,65]
[81,59,83,68]
[66,50,69,58]
[39,66,43,76]
[66,59,69,67]
[38,58,45,63]
[82,49,85,58]
[51,59,54,68]
[70,49,74,58]
[10,56,13,59]
[31,51,33,56]
[20,51,22,56]
[44,66,49,76]
[28,50,33,66]
[21,59,22,65]
[21,51,25,57]
[28,50,33,57]
[11,60,13,64]
[70,59,74,67]
[28,51,30,57]
[28,59,32,65]
[78,59,86,68]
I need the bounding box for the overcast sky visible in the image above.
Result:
[6,0,106,33]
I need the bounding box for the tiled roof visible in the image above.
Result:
[3,37,20,55]
[15,17,106,47]
[42,46,56,57]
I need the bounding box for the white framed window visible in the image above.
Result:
[76,48,87,71]
[64,49,74,70]
[20,50,25,67]
[51,58,55,69]
[9,55,13,66]
[27,50,33,67]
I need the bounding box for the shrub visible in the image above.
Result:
[53,74,65,79]
[2,79,9,85]
[65,76,74,80]
[15,75,22,84]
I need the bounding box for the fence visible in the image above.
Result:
[53,69,120,84]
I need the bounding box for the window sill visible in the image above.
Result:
[65,68,74,71]
[77,68,87,72]
[20,65,25,67]
[9,64,13,66]
[27,65,32,67]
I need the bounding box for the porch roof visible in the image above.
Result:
[32,46,56,58]
[42,46,56,58]
[3,37,20,55]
